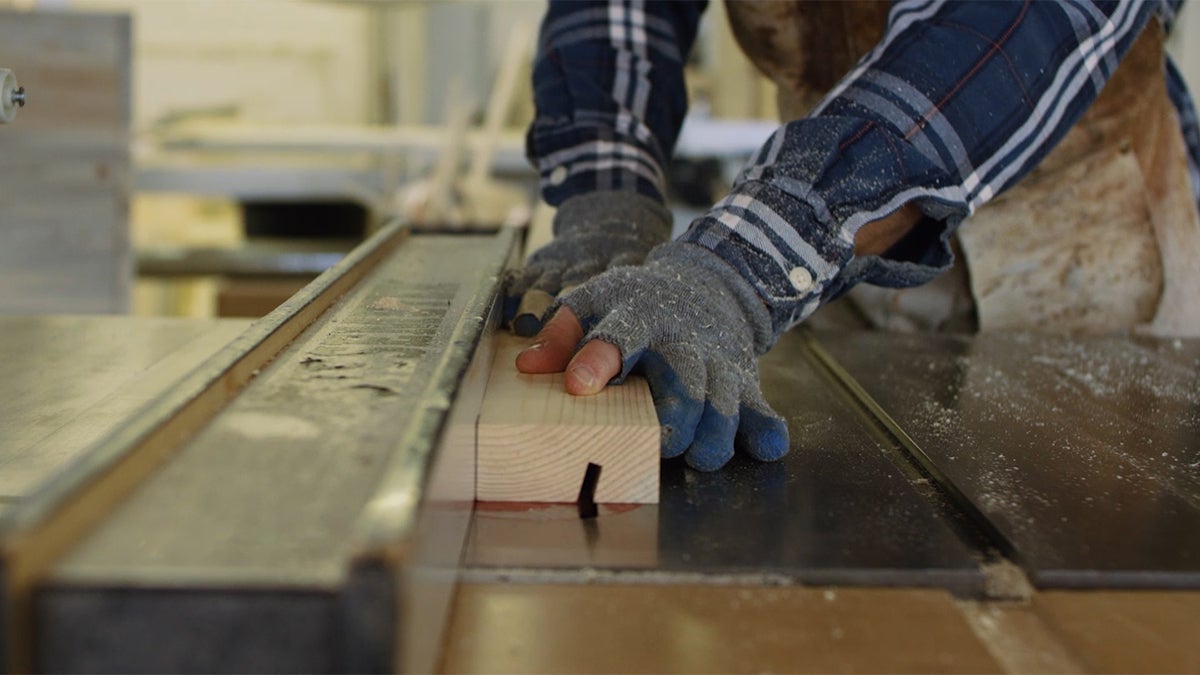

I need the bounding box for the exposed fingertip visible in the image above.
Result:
[566,363,599,394]
[518,341,545,355]
[515,340,568,374]
[564,339,622,395]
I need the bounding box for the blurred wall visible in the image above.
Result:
[15,0,1190,130]
[65,0,372,126]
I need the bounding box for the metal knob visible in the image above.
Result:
[1,69,22,123]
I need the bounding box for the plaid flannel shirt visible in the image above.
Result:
[527,0,1200,335]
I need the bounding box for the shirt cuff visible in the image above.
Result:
[679,179,960,335]
[527,123,668,206]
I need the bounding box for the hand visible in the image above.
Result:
[504,191,672,336]
[516,242,789,471]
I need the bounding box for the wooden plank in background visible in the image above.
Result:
[0,10,131,314]
[476,333,659,504]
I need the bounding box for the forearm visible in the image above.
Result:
[683,0,1161,337]
[526,0,707,206]
[854,203,923,257]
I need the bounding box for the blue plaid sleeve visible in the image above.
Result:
[526,1,1184,338]
[526,0,706,206]
[678,0,1169,335]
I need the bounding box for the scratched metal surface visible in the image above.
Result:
[38,233,512,673]
[818,331,1200,588]
[0,316,250,508]
[464,329,988,593]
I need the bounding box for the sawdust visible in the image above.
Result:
[221,411,320,441]
[871,333,1200,540]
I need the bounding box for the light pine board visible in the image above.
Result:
[476,333,659,504]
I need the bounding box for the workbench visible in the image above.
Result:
[2,223,1197,673]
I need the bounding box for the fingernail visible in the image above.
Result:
[569,364,596,389]
[520,341,545,354]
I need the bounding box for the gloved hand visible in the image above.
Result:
[516,241,789,471]
[504,191,672,336]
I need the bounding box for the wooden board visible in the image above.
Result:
[476,333,659,504]
[0,10,132,314]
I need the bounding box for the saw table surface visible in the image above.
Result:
[446,329,1200,674]
[822,331,1200,587]
[2,272,1199,672]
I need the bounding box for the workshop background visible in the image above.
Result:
[0,0,795,318]
[8,0,1191,320]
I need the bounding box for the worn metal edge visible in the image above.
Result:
[33,585,336,674]
[339,228,516,672]
[1,220,408,535]
[1035,569,1200,590]
[0,219,411,671]
[30,230,513,675]
[349,227,516,557]
[455,566,984,593]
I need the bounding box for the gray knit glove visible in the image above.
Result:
[552,241,789,471]
[504,191,672,336]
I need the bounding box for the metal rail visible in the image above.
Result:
[1,221,517,672]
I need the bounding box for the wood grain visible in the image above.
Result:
[476,333,659,504]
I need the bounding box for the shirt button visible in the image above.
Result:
[549,166,568,186]
[789,266,813,292]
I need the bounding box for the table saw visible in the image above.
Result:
[2,222,1198,673]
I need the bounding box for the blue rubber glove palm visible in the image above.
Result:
[517,241,788,471]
